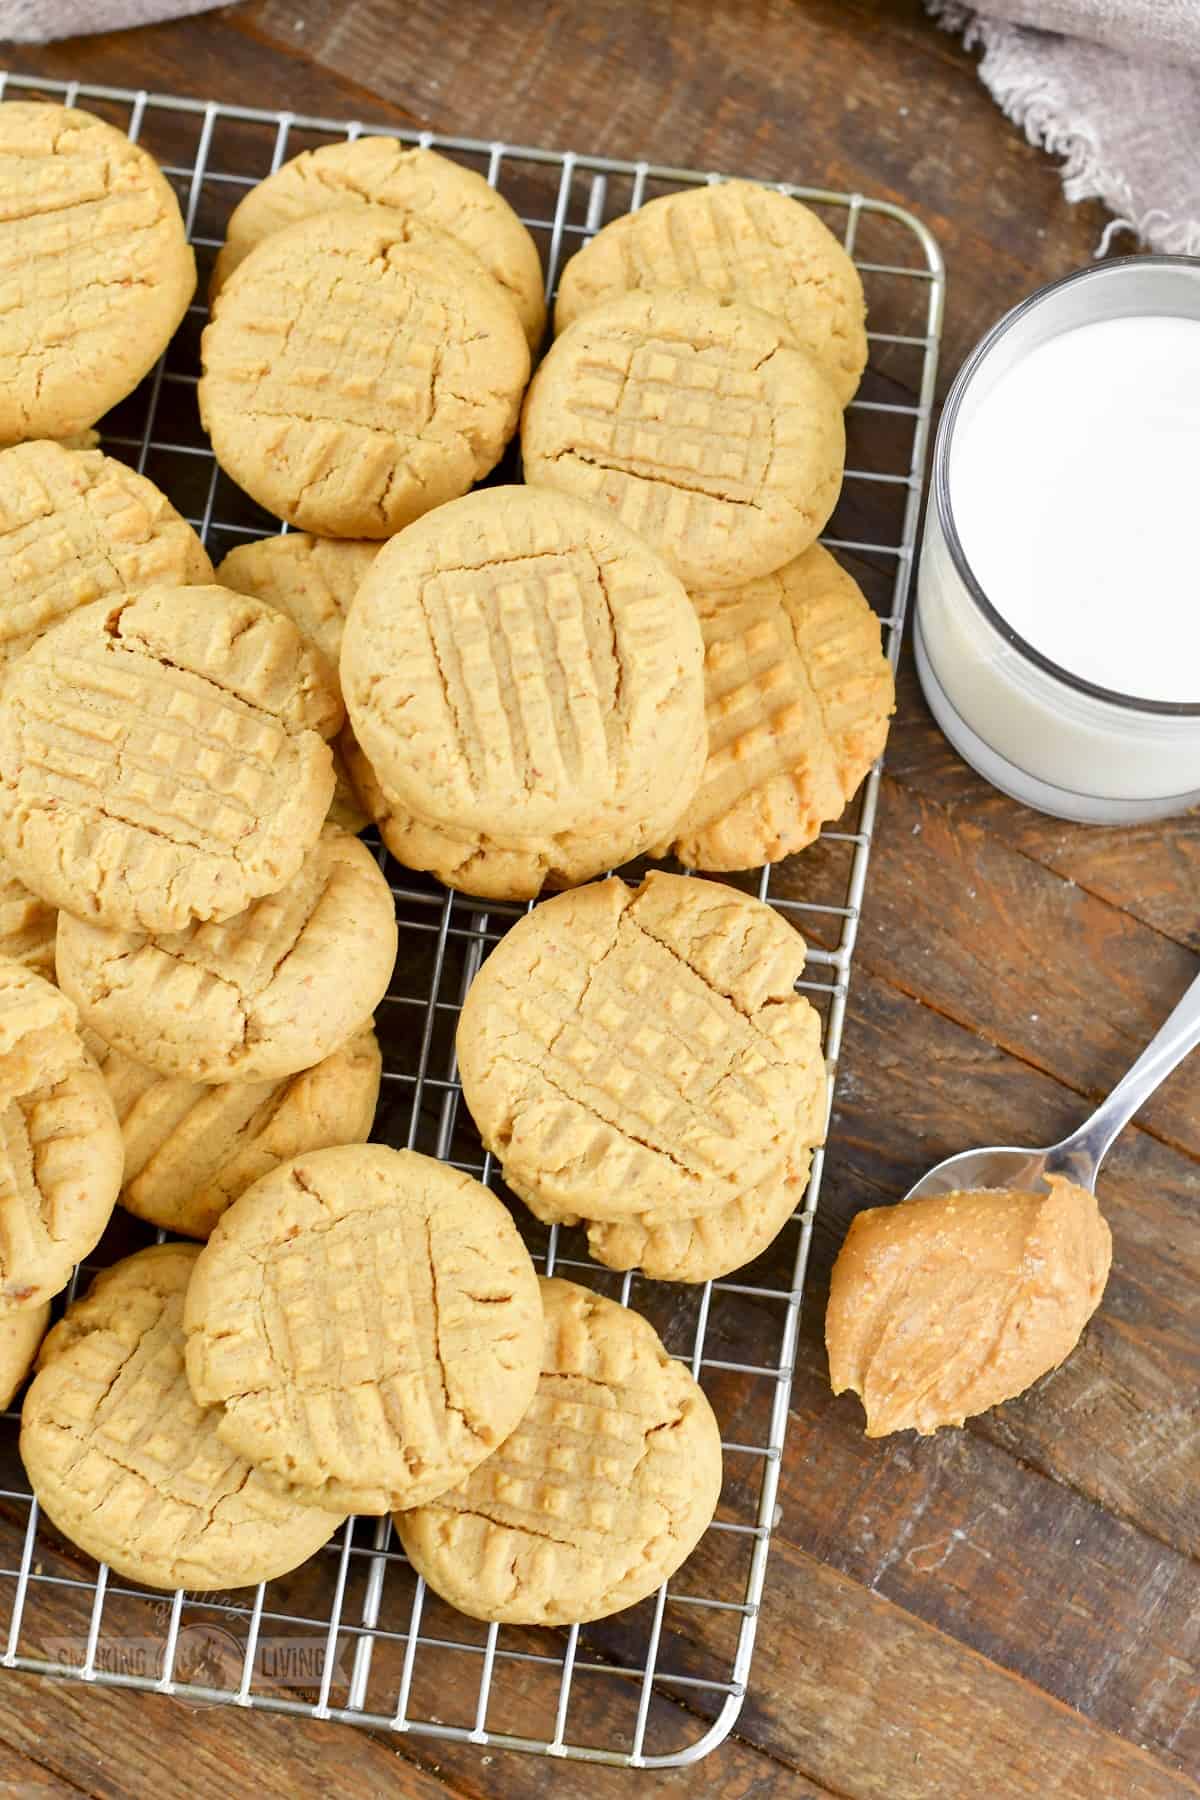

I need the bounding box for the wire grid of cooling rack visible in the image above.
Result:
[0,71,945,1770]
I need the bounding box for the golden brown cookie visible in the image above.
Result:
[90,1025,381,1239]
[0,584,342,934]
[661,545,894,870]
[394,1277,722,1624]
[0,104,195,444]
[216,534,379,832]
[522,288,845,590]
[458,872,825,1228]
[340,486,705,877]
[212,139,546,350]
[215,532,378,703]
[53,429,101,452]
[0,960,122,1313]
[0,440,211,677]
[827,1179,1112,1437]
[554,180,867,404]
[199,209,530,539]
[523,1143,817,1285]
[21,1244,344,1590]
[184,1145,544,1515]
[343,700,691,901]
[326,725,371,835]
[0,1300,50,1408]
[0,851,56,978]
[57,825,396,1084]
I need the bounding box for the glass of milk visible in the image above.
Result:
[915,256,1200,823]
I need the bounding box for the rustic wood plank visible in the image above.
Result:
[817,776,1200,1157]
[887,658,1200,953]
[0,1737,87,1799]
[600,1536,1200,1800]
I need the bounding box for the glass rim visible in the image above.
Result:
[934,254,1200,720]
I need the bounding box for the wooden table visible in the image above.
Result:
[1,3,1197,1796]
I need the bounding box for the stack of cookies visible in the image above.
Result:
[19,1145,722,1621]
[0,99,892,1625]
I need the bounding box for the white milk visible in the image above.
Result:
[916,260,1200,823]
[952,315,1200,705]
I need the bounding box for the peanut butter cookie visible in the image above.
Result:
[661,545,894,870]
[199,210,530,538]
[217,534,379,831]
[555,180,867,404]
[215,533,377,704]
[57,825,397,1084]
[458,872,825,1229]
[0,852,56,978]
[0,1300,50,1408]
[22,1244,344,1590]
[212,139,545,349]
[340,486,705,878]
[184,1145,544,1515]
[522,1139,819,1286]
[0,441,211,675]
[90,1025,382,1239]
[522,288,845,589]
[0,960,122,1314]
[394,1277,722,1624]
[0,584,342,934]
[0,104,195,444]
[342,707,693,901]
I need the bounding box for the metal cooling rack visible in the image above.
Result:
[0,71,945,1770]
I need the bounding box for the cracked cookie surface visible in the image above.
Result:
[0,103,195,444]
[458,872,826,1230]
[0,440,212,676]
[393,1276,722,1624]
[340,486,706,877]
[211,139,546,351]
[183,1144,544,1515]
[521,287,845,590]
[660,544,895,870]
[0,584,342,934]
[57,824,397,1084]
[0,960,123,1314]
[554,179,867,405]
[88,1024,381,1239]
[21,1244,344,1590]
[199,209,530,539]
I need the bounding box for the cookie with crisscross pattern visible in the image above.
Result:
[22,1244,343,1589]
[394,1277,722,1624]
[184,1145,543,1515]
[0,584,341,933]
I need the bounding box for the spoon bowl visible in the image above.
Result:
[904,1140,1093,1203]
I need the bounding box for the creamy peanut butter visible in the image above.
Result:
[825,1176,1111,1436]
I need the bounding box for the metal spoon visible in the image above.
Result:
[904,968,1200,1201]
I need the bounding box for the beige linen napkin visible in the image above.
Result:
[930,0,1200,253]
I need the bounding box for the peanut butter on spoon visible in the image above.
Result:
[825,1176,1111,1437]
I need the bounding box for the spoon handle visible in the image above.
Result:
[1057,967,1200,1176]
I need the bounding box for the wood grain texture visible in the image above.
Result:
[3,2,1198,1798]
